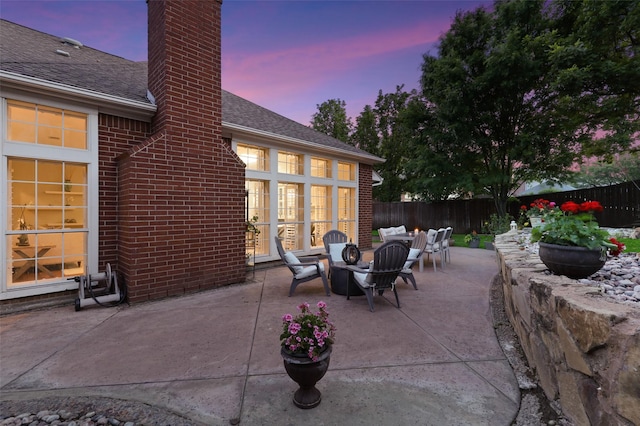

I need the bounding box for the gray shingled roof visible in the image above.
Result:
[0,20,149,103]
[0,19,381,162]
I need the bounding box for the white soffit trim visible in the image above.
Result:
[0,71,156,122]
[223,121,384,165]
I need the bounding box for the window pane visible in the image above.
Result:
[338,187,356,241]
[311,157,331,178]
[338,162,356,181]
[38,126,63,146]
[311,185,331,248]
[278,182,304,250]
[246,180,269,257]
[278,151,303,175]
[238,144,268,171]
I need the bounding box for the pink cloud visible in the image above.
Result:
[223,20,444,110]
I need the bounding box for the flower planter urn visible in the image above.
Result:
[468,240,480,248]
[529,217,543,228]
[538,242,606,279]
[281,345,331,409]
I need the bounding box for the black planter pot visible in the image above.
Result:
[281,346,331,409]
[538,242,606,279]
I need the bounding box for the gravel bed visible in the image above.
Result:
[0,397,198,426]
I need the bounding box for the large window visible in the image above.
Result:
[338,187,356,241]
[235,141,358,258]
[7,159,87,285]
[278,182,304,250]
[310,185,332,249]
[237,144,268,171]
[3,98,94,298]
[246,179,269,257]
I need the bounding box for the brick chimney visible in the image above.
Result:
[118,0,246,302]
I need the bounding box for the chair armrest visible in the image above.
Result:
[344,264,370,274]
[289,261,320,267]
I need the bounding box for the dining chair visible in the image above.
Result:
[399,230,428,290]
[441,226,453,263]
[424,228,447,272]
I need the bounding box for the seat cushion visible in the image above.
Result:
[284,251,303,274]
[403,247,422,269]
[328,243,347,263]
[296,261,324,279]
[353,271,373,288]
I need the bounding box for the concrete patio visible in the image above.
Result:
[0,246,519,425]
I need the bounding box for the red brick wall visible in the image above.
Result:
[116,0,245,302]
[99,116,150,271]
[358,163,373,249]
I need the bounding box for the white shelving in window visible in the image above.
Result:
[44,191,84,195]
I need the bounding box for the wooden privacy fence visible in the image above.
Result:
[373,180,639,233]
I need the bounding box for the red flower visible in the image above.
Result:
[521,205,527,211]
[560,201,580,214]
[580,201,603,213]
[609,238,626,257]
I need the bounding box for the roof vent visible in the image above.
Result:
[56,49,70,57]
[61,37,83,48]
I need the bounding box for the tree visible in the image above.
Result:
[351,105,379,155]
[372,86,416,201]
[571,153,640,188]
[310,98,352,143]
[408,0,639,216]
[547,0,640,159]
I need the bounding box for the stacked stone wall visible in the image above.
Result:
[495,233,640,425]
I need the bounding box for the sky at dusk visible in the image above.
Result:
[0,0,491,125]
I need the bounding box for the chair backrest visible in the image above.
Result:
[442,227,453,245]
[410,231,428,254]
[368,241,409,290]
[433,228,446,249]
[322,230,348,253]
[425,228,438,245]
[274,236,299,275]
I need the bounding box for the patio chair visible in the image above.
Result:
[322,230,348,279]
[274,237,330,297]
[424,228,447,272]
[441,226,453,263]
[399,230,428,290]
[346,241,409,312]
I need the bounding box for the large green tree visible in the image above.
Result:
[310,98,352,143]
[548,0,640,159]
[347,86,416,201]
[407,0,639,215]
[351,105,379,155]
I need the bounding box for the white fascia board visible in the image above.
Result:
[0,71,156,122]
[223,121,385,165]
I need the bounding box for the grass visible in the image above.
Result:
[373,231,639,253]
[619,238,639,253]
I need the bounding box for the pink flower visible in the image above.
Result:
[282,313,293,322]
[288,322,301,335]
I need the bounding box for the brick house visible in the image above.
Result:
[0,1,381,303]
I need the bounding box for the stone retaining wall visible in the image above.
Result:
[495,233,640,425]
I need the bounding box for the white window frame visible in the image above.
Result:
[233,138,358,260]
[0,92,99,299]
